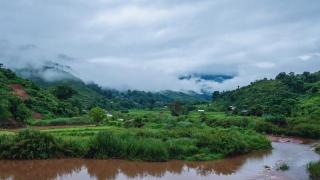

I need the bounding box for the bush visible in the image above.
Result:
[253,121,277,134]
[167,138,198,159]
[87,131,169,161]
[206,118,249,128]
[51,85,76,100]
[123,118,144,128]
[0,129,83,159]
[276,161,289,171]
[0,129,61,159]
[0,99,12,123]
[196,129,249,156]
[30,117,91,126]
[307,161,320,180]
[316,145,320,154]
[89,107,106,124]
[292,124,320,139]
[263,114,287,126]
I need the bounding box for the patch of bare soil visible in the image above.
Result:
[10,84,29,100]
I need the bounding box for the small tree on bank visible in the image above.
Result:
[89,107,106,125]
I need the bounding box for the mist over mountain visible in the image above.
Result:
[1,1,320,92]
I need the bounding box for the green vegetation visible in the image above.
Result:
[28,116,92,126]
[316,145,320,154]
[308,161,320,180]
[211,71,320,139]
[276,162,289,171]
[0,129,82,159]
[1,65,320,163]
[0,127,270,161]
[307,145,320,180]
[89,107,106,124]
[0,66,208,127]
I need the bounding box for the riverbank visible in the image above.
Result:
[0,127,271,161]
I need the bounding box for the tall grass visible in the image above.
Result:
[87,131,169,161]
[29,116,92,126]
[0,129,85,159]
[307,161,320,180]
[0,126,271,161]
[86,127,270,161]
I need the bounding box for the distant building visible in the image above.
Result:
[106,113,113,117]
[240,109,249,115]
[228,106,236,111]
[198,109,205,112]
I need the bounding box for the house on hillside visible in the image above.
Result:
[240,109,249,116]
[228,106,236,111]
[106,113,113,117]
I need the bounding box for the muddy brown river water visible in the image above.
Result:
[0,141,319,180]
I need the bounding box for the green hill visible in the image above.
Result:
[0,66,61,127]
[212,71,320,119]
[14,64,210,111]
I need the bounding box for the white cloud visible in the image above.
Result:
[1,0,320,92]
[255,62,276,68]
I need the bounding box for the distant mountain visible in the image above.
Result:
[14,61,80,84]
[12,63,210,111]
[0,65,68,126]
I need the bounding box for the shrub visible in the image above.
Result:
[196,129,249,156]
[263,114,287,126]
[86,131,169,161]
[0,129,61,159]
[206,118,249,128]
[253,121,276,134]
[0,129,82,159]
[167,138,198,159]
[276,162,289,171]
[316,145,320,154]
[307,161,320,180]
[292,124,320,139]
[15,103,31,122]
[51,85,76,100]
[123,118,144,128]
[89,107,106,124]
[30,117,91,126]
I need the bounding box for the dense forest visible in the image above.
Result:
[0,65,209,127]
[212,71,320,118]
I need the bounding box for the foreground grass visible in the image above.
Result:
[308,161,320,180]
[0,126,271,161]
[307,145,320,180]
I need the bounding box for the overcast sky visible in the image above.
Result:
[1,0,320,92]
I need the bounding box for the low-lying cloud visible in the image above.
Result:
[1,0,320,92]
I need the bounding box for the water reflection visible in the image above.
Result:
[0,149,271,180]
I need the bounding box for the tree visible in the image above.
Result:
[0,99,12,123]
[89,107,106,124]
[212,91,220,101]
[200,112,207,123]
[15,103,31,123]
[169,101,183,116]
[52,85,77,100]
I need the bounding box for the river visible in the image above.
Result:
[0,138,318,180]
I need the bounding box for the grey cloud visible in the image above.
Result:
[0,0,320,92]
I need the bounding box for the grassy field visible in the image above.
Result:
[0,110,272,161]
[1,108,319,161]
